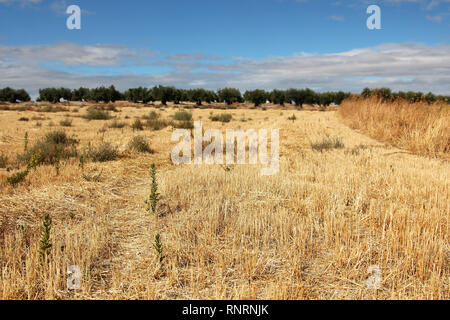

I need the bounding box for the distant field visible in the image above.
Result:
[0,101,448,299]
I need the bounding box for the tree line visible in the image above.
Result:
[362,88,449,104]
[1,85,448,106]
[34,85,352,107]
[0,87,31,103]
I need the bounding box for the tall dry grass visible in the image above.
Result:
[338,97,450,157]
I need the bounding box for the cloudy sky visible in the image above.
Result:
[0,0,449,98]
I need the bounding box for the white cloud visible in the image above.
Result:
[166,53,222,61]
[0,43,158,66]
[0,42,449,98]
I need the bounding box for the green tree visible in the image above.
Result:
[189,88,207,106]
[217,88,242,105]
[72,87,90,101]
[0,88,31,103]
[319,92,333,107]
[38,88,60,103]
[15,89,31,102]
[304,88,318,105]
[425,92,436,104]
[0,87,15,102]
[334,91,350,105]
[361,88,373,99]
[244,89,268,107]
[270,90,287,106]
[287,89,306,107]
[107,85,122,102]
[59,87,72,101]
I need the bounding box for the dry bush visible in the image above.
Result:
[131,119,144,131]
[173,120,194,129]
[210,113,232,123]
[86,142,118,162]
[59,119,73,127]
[19,131,78,166]
[128,136,153,153]
[109,120,127,129]
[173,111,192,121]
[0,153,7,168]
[106,104,119,112]
[338,97,450,157]
[145,119,168,131]
[82,109,112,121]
[40,105,68,113]
[311,136,344,152]
[142,111,159,120]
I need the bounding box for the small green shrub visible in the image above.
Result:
[45,131,69,145]
[143,111,159,120]
[128,136,153,153]
[145,119,174,131]
[19,131,78,166]
[173,111,192,121]
[86,142,118,162]
[145,164,159,215]
[39,214,52,263]
[19,117,29,122]
[7,170,29,186]
[210,113,232,123]
[153,233,163,263]
[79,154,85,169]
[82,109,112,120]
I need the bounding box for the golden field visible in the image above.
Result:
[0,101,448,300]
[339,97,450,158]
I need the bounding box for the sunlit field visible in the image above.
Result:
[339,97,450,158]
[0,101,448,300]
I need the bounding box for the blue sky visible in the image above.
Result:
[0,0,449,97]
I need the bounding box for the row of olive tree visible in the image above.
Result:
[122,86,219,106]
[35,86,244,106]
[35,85,352,107]
[361,88,449,104]
[0,87,31,103]
[4,86,448,106]
[244,89,351,107]
[37,86,122,103]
